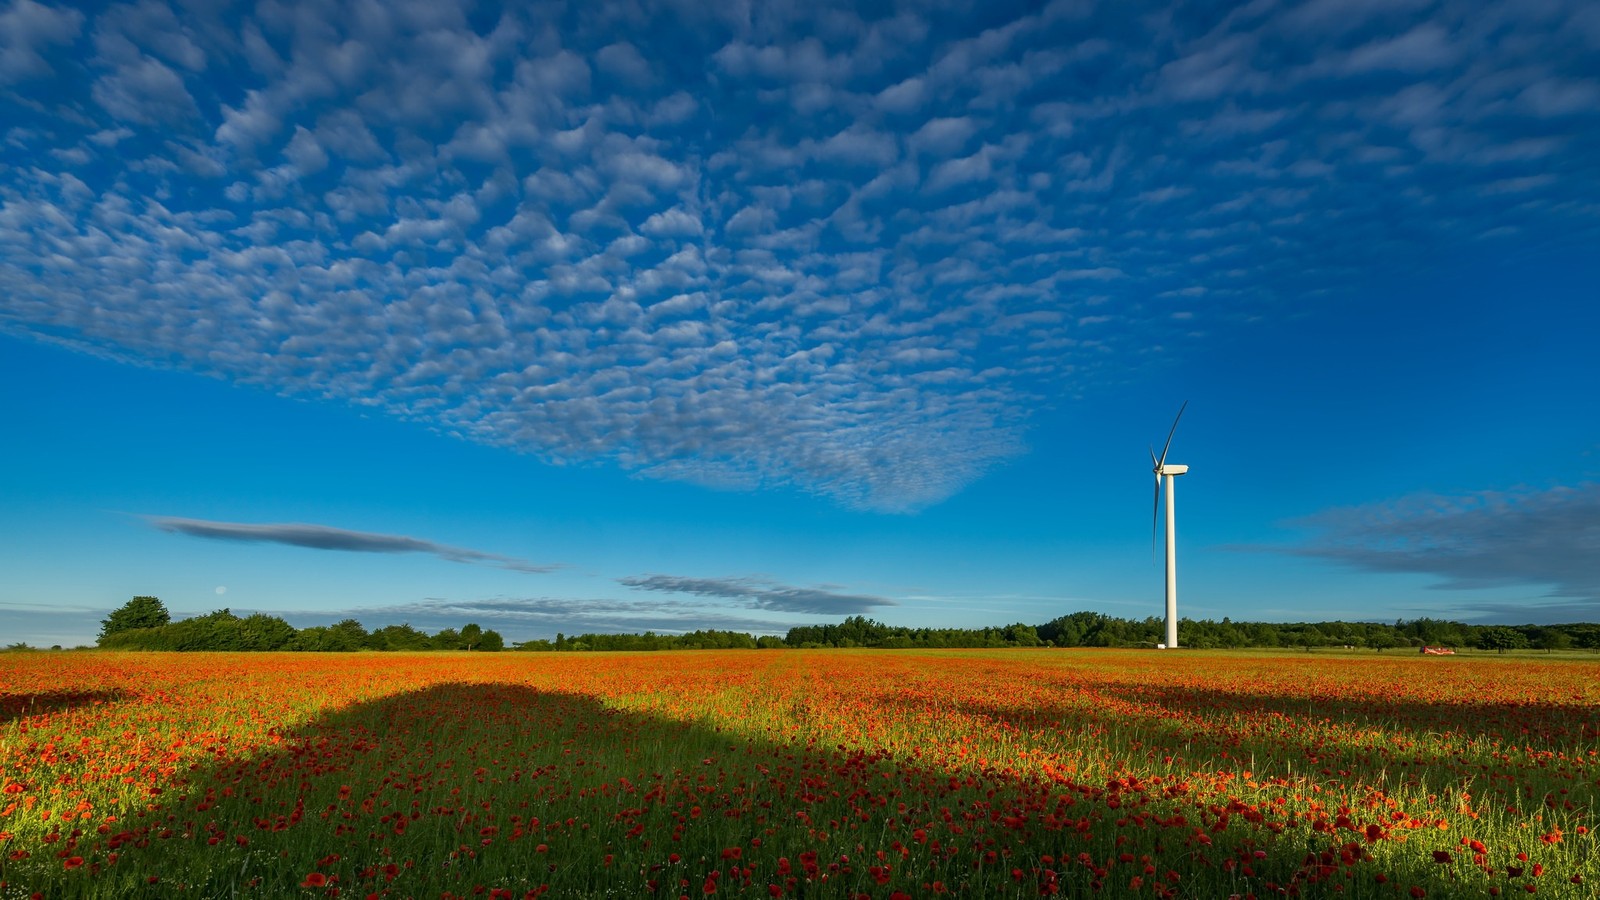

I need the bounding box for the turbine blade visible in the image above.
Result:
[1157,400,1188,468]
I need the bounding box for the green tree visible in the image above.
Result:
[369,623,431,650]
[238,613,298,651]
[1367,629,1402,652]
[460,623,484,650]
[291,626,333,651]
[1003,623,1041,646]
[1531,628,1573,652]
[327,619,368,651]
[477,629,505,652]
[99,596,171,643]
[171,609,242,650]
[1477,626,1527,654]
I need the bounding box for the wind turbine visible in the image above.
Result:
[1151,402,1189,649]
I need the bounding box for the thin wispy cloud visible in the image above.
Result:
[619,574,894,615]
[145,516,557,574]
[1274,484,1600,610]
[299,596,790,637]
[2,0,1596,511]
[0,599,102,614]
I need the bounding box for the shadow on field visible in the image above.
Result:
[0,689,133,723]
[1106,681,1600,746]
[874,677,1598,795]
[22,683,663,898]
[17,678,1581,899]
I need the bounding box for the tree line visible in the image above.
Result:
[528,614,1599,652]
[515,630,784,652]
[83,596,1600,653]
[95,596,504,651]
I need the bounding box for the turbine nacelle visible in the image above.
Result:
[1156,464,1188,477]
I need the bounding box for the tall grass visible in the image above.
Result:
[1,649,1595,897]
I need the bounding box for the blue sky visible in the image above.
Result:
[2,0,1597,647]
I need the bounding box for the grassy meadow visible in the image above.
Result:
[1,649,1596,898]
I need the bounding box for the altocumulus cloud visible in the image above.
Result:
[619,574,894,616]
[2,0,1598,510]
[1280,483,1600,614]
[145,516,557,574]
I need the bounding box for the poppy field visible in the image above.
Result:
[1,650,1596,898]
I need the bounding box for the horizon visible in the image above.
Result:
[60,600,1600,653]
[3,0,1598,647]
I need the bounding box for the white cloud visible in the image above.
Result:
[640,206,704,238]
[2,0,1596,515]
[595,41,651,86]
[1518,78,1600,117]
[924,146,993,193]
[620,574,895,615]
[874,76,924,114]
[98,0,206,72]
[647,90,698,126]
[908,116,976,157]
[1276,484,1600,604]
[0,0,82,84]
[302,596,791,638]
[281,125,327,174]
[92,54,198,125]
[145,515,560,573]
[813,124,898,167]
[1340,24,1458,74]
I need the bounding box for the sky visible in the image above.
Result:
[2,0,1597,647]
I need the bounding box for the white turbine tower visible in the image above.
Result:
[1151,402,1190,649]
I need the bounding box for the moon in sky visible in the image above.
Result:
[215,586,227,595]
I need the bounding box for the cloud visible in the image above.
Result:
[595,41,652,87]
[1270,484,1600,606]
[3,0,1597,513]
[1448,600,1600,625]
[874,76,924,114]
[0,602,105,647]
[1339,23,1458,74]
[92,54,198,125]
[291,596,791,639]
[0,0,83,85]
[907,116,977,157]
[144,516,558,574]
[619,574,895,615]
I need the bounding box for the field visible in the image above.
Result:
[1,650,1596,898]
